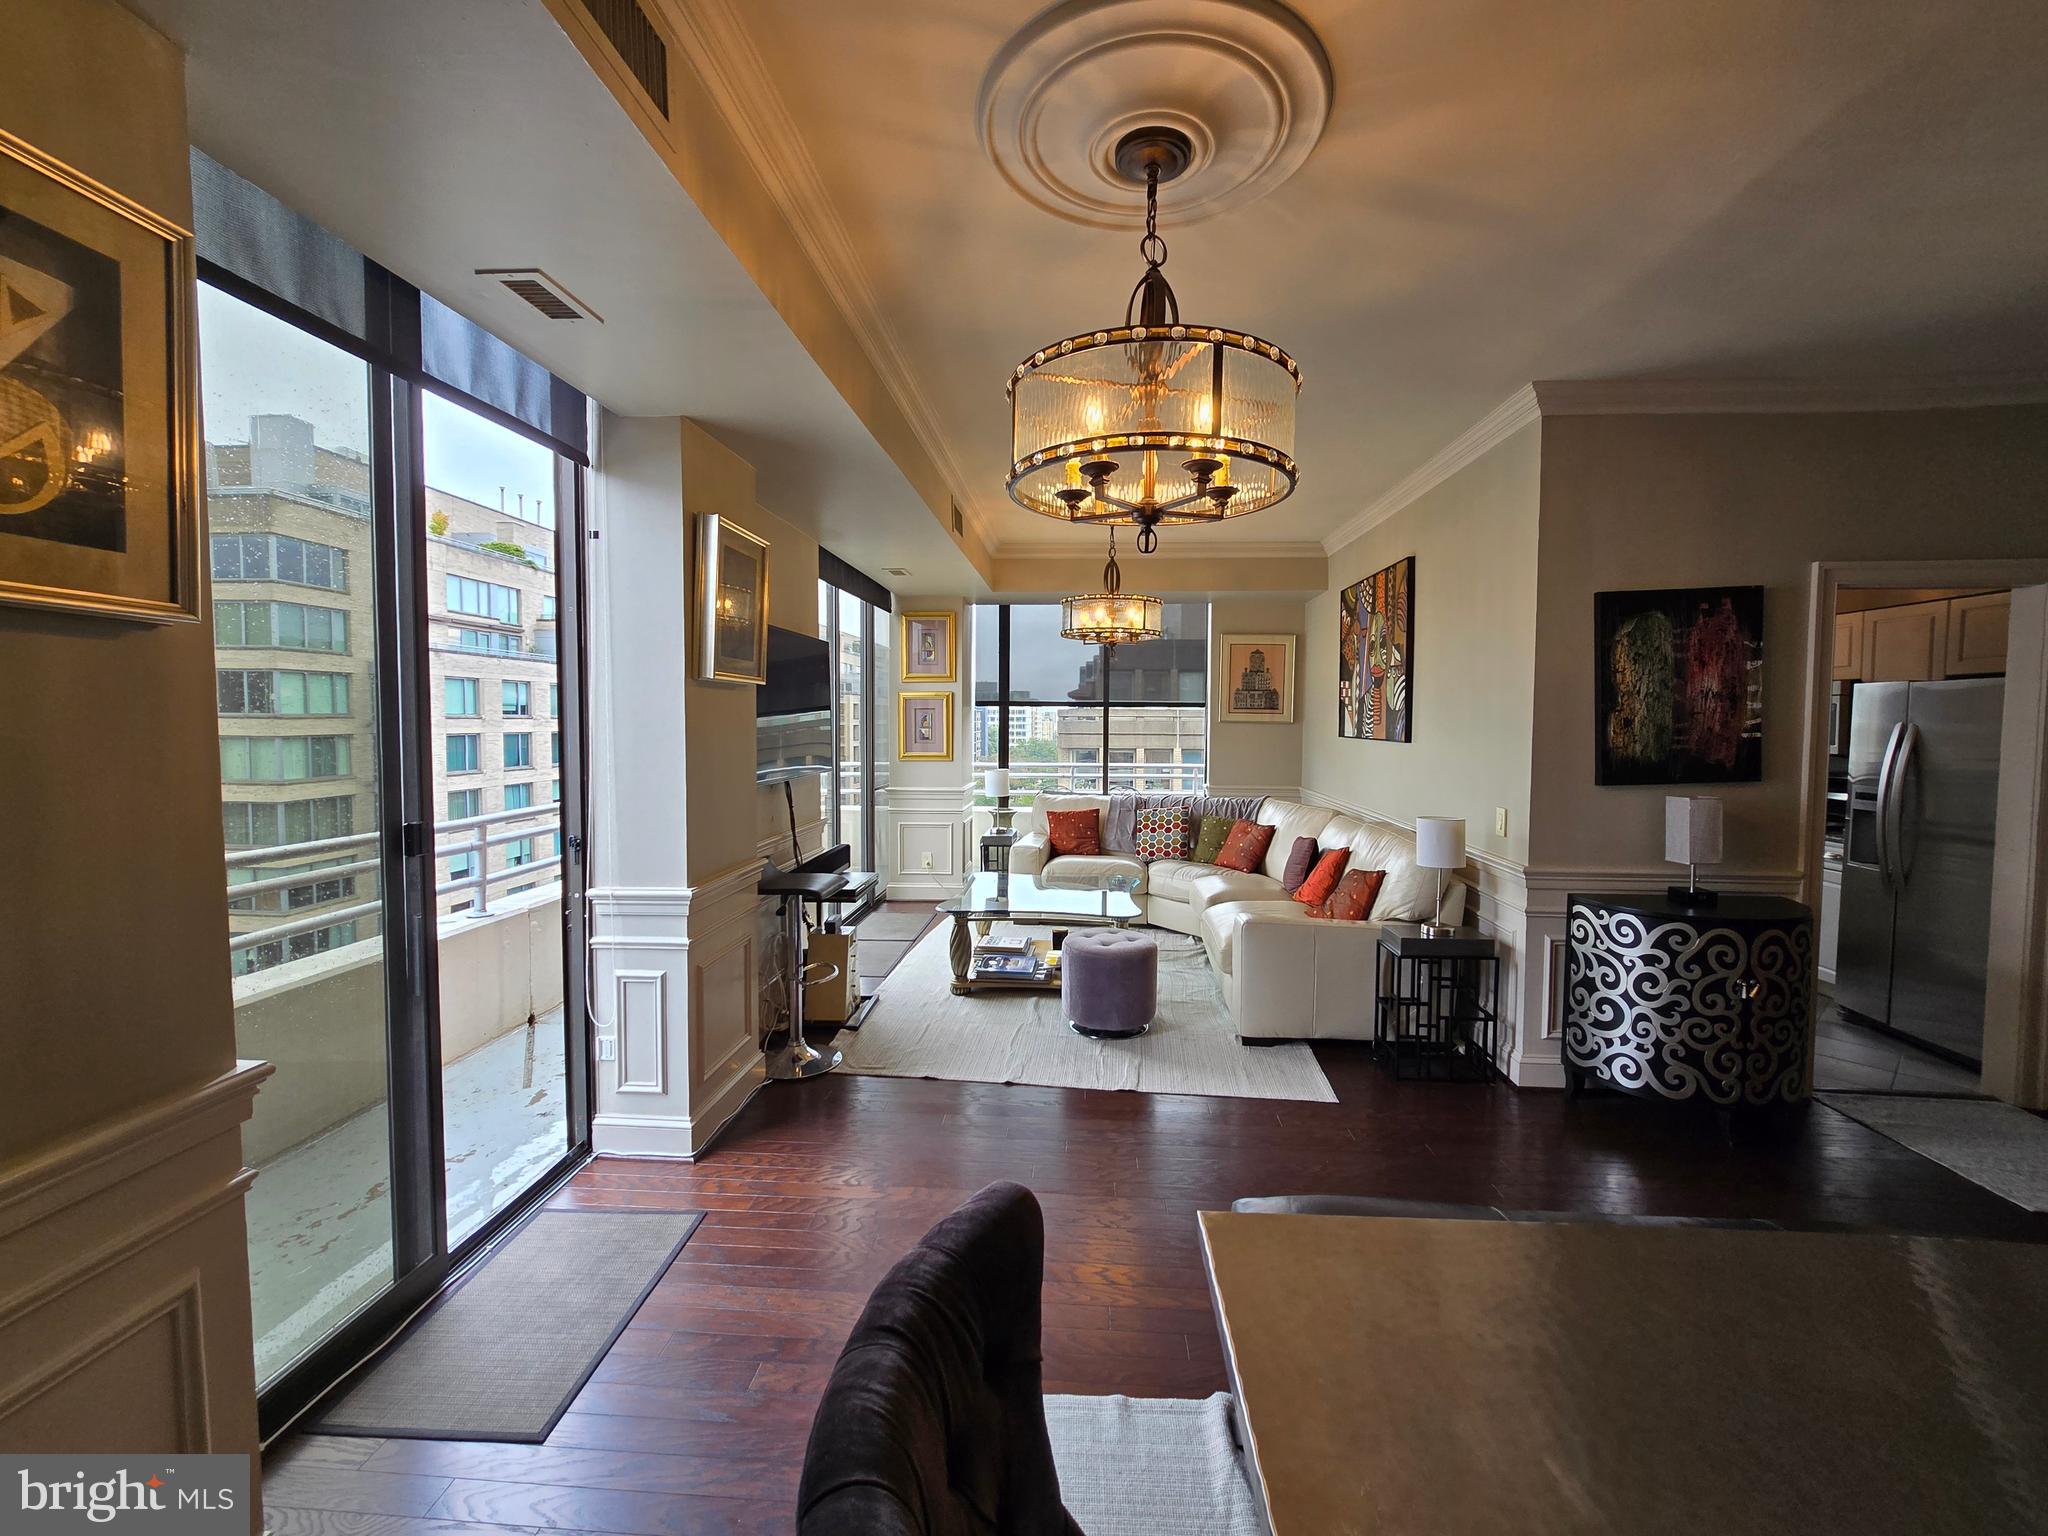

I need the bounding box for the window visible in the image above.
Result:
[502,680,531,717]
[220,735,352,782]
[447,788,480,820]
[221,794,355,850]
[453,626,521,655]
[540,595,557,621]
[550,730,561,766]
[549,684,560,717]
[447,733,480,773]
[445,677,479,717]
[505,837,535,867]
[231,919,359,978]
[973,603,1208,803]
[446,574,519,624]
[217,669,351,716]
[211,533,349,591]
[503,732,532,769]
[551,778,561,802]
[504,782,533,811]
[214,600,349,653]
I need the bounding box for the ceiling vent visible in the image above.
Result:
[579,0,670,118]
[951,501,965,535]
[477,269,603,323]
[884,568,911,577]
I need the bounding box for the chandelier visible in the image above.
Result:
[1061,526,1162,647]
[1006,127,1300,554]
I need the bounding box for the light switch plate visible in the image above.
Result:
[1494,807,1509,837]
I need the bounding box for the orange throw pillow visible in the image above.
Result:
[1320,868,1386,922]
[1292,848,1349,908]
[1044,807,1102,857]
[1213,818,1275,873]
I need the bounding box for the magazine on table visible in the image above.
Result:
[973,953,1040,978]
[974,933,1033,956]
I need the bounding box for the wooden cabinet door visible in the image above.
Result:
[1943,591,2010,676]
[1831,611,1864,681]
[1862,599,1950,681]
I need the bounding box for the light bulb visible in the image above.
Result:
[1065,459,1083,487]
[1214,455,1231,487]
[1084,398,1106,434]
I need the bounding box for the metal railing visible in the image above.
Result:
[969,760,1207,799]
[224,805,561,954]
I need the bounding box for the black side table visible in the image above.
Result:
[980,829,1019,872]
[1375,924,1502,1083]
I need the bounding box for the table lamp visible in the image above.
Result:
[1414,817,1466,937]
[1665,795,1723,907]
[986,767,1014,830]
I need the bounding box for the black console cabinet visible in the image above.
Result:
[1564,892,1815,1107]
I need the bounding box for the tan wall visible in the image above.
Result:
[1208,597,1308,794]
[1529,407,2048,874]
[0,0,235,1162]
[1301,423,1542,865]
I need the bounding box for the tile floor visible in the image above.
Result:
[1813,998,1983,1094]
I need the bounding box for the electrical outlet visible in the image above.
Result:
[596,1036,616,1061]
[1494,807,1508,838]
[921,852,934,870]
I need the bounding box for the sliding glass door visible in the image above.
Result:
[819,578,889,890]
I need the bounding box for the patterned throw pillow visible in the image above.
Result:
[1131,805,1192,861]
[1190,814,1236,865]
[1044,807,1102,857]
[1292,848,1349,907]
[1279,836,1320,893]
[1320,868,1386,922]
[1213,819,1276,873]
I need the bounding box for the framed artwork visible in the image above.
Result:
[0,128,200,622]
[1594,584,1764,784]
[899,690,953,760]
[1338,555,1413,742]
[694,512,769,684]
[1219,633,1296,723]
[900,610,956,682]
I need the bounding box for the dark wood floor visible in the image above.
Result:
[263,931,2047,1534]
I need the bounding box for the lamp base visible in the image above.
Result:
[1667,884,1719,907]
[1419,922,1460,939]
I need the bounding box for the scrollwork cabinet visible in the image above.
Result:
[1563,893,1815,1108]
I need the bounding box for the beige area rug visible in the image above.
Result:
[1820,1093,2048,1211]
[832,925,1335,1103]
[1046,1393,1262,1536]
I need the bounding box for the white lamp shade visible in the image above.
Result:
[986,768,1011,799]
[1665,796,1725,866]
[1414,817,1466,871]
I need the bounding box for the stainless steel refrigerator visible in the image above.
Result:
[1838,679,2004,1064]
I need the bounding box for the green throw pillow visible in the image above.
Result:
[1191,814,1236,865]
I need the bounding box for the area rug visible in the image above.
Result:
[1046,1393,1262,1536]
[311,1208,701,1441]
[832,926,1335,1103]
[1820,1094,2048,1211]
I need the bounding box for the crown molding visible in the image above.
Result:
[650,0,983,544]
[1321,385,1539,557]
[1530,374,2048,416]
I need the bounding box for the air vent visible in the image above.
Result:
[951,501,965,535]
[477,269,603,323]
[579,0,670,118]
[884,568,911,577]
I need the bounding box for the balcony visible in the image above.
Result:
[229,807,570,1384]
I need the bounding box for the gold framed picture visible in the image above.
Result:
[900,609,956,682]
[694,512,770,684]
[0,129,200,622]
[1219,633,1297,724]
[899,690,953,759]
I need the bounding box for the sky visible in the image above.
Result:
[197,284,557,516]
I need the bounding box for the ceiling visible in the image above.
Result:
[127,0,984,591]
[693,0,2048,552]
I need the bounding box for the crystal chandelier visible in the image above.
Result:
[1006,127,1300,554]
[1061,526,1162,647]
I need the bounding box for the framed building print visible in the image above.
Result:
[1594,584,1763,784]
[694,512,770,684]
[1219,633,1296,723]
[1338,555,1413,742]
[0,129,200,622]
[899,690,952,759]
[900,610,956,682]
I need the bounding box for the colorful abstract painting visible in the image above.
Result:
[1594,585,1763,784]
[1338,555,1412,742]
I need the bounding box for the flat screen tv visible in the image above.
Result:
[758,625,831,718]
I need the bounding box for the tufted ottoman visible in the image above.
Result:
[1061,928,1158,1038]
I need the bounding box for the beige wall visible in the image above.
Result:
[1208,597,1308,795]
[1529,407,2048,873]
[1301,422,1542,865]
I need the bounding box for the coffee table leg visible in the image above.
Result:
[949,915,972,987]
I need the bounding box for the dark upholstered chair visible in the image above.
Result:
[797,1182,1085,1536]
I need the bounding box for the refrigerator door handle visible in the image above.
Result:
[1873,721,1905,884]
[1887,721,1921,884]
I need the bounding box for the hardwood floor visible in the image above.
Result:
[264,941,2047,1534]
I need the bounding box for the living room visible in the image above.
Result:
[5,0,2048,1532]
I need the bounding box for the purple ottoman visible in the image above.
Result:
[1062,929,1158,1039]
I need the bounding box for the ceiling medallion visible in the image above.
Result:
[1061,525,1163,647]
[1006,125,1300,553]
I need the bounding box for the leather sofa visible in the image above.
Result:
[1009,794,1468,1043]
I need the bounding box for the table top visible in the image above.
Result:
[1199,1211,2048,1536]
[936,870,1141,923]
[1375,922,1497,958]
[1571,890,1812,924]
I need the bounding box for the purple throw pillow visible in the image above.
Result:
[1280,835,1319,893]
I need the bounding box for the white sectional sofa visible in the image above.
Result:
[1008,794,1467,1043]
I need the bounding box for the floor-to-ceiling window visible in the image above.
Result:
[973,603,1209,806]
[818,555,892,889]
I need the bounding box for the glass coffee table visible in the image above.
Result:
[936,871,1143,995]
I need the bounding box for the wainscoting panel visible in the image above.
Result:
[882,783,973,902]
[613,969,668,1095]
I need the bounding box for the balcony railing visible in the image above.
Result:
[224,804,562,953]
[969,760,1206,800]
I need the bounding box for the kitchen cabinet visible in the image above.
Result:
[1861,598,1950,682]
[1831,611,1865,681]
[1944,590,2011,677]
